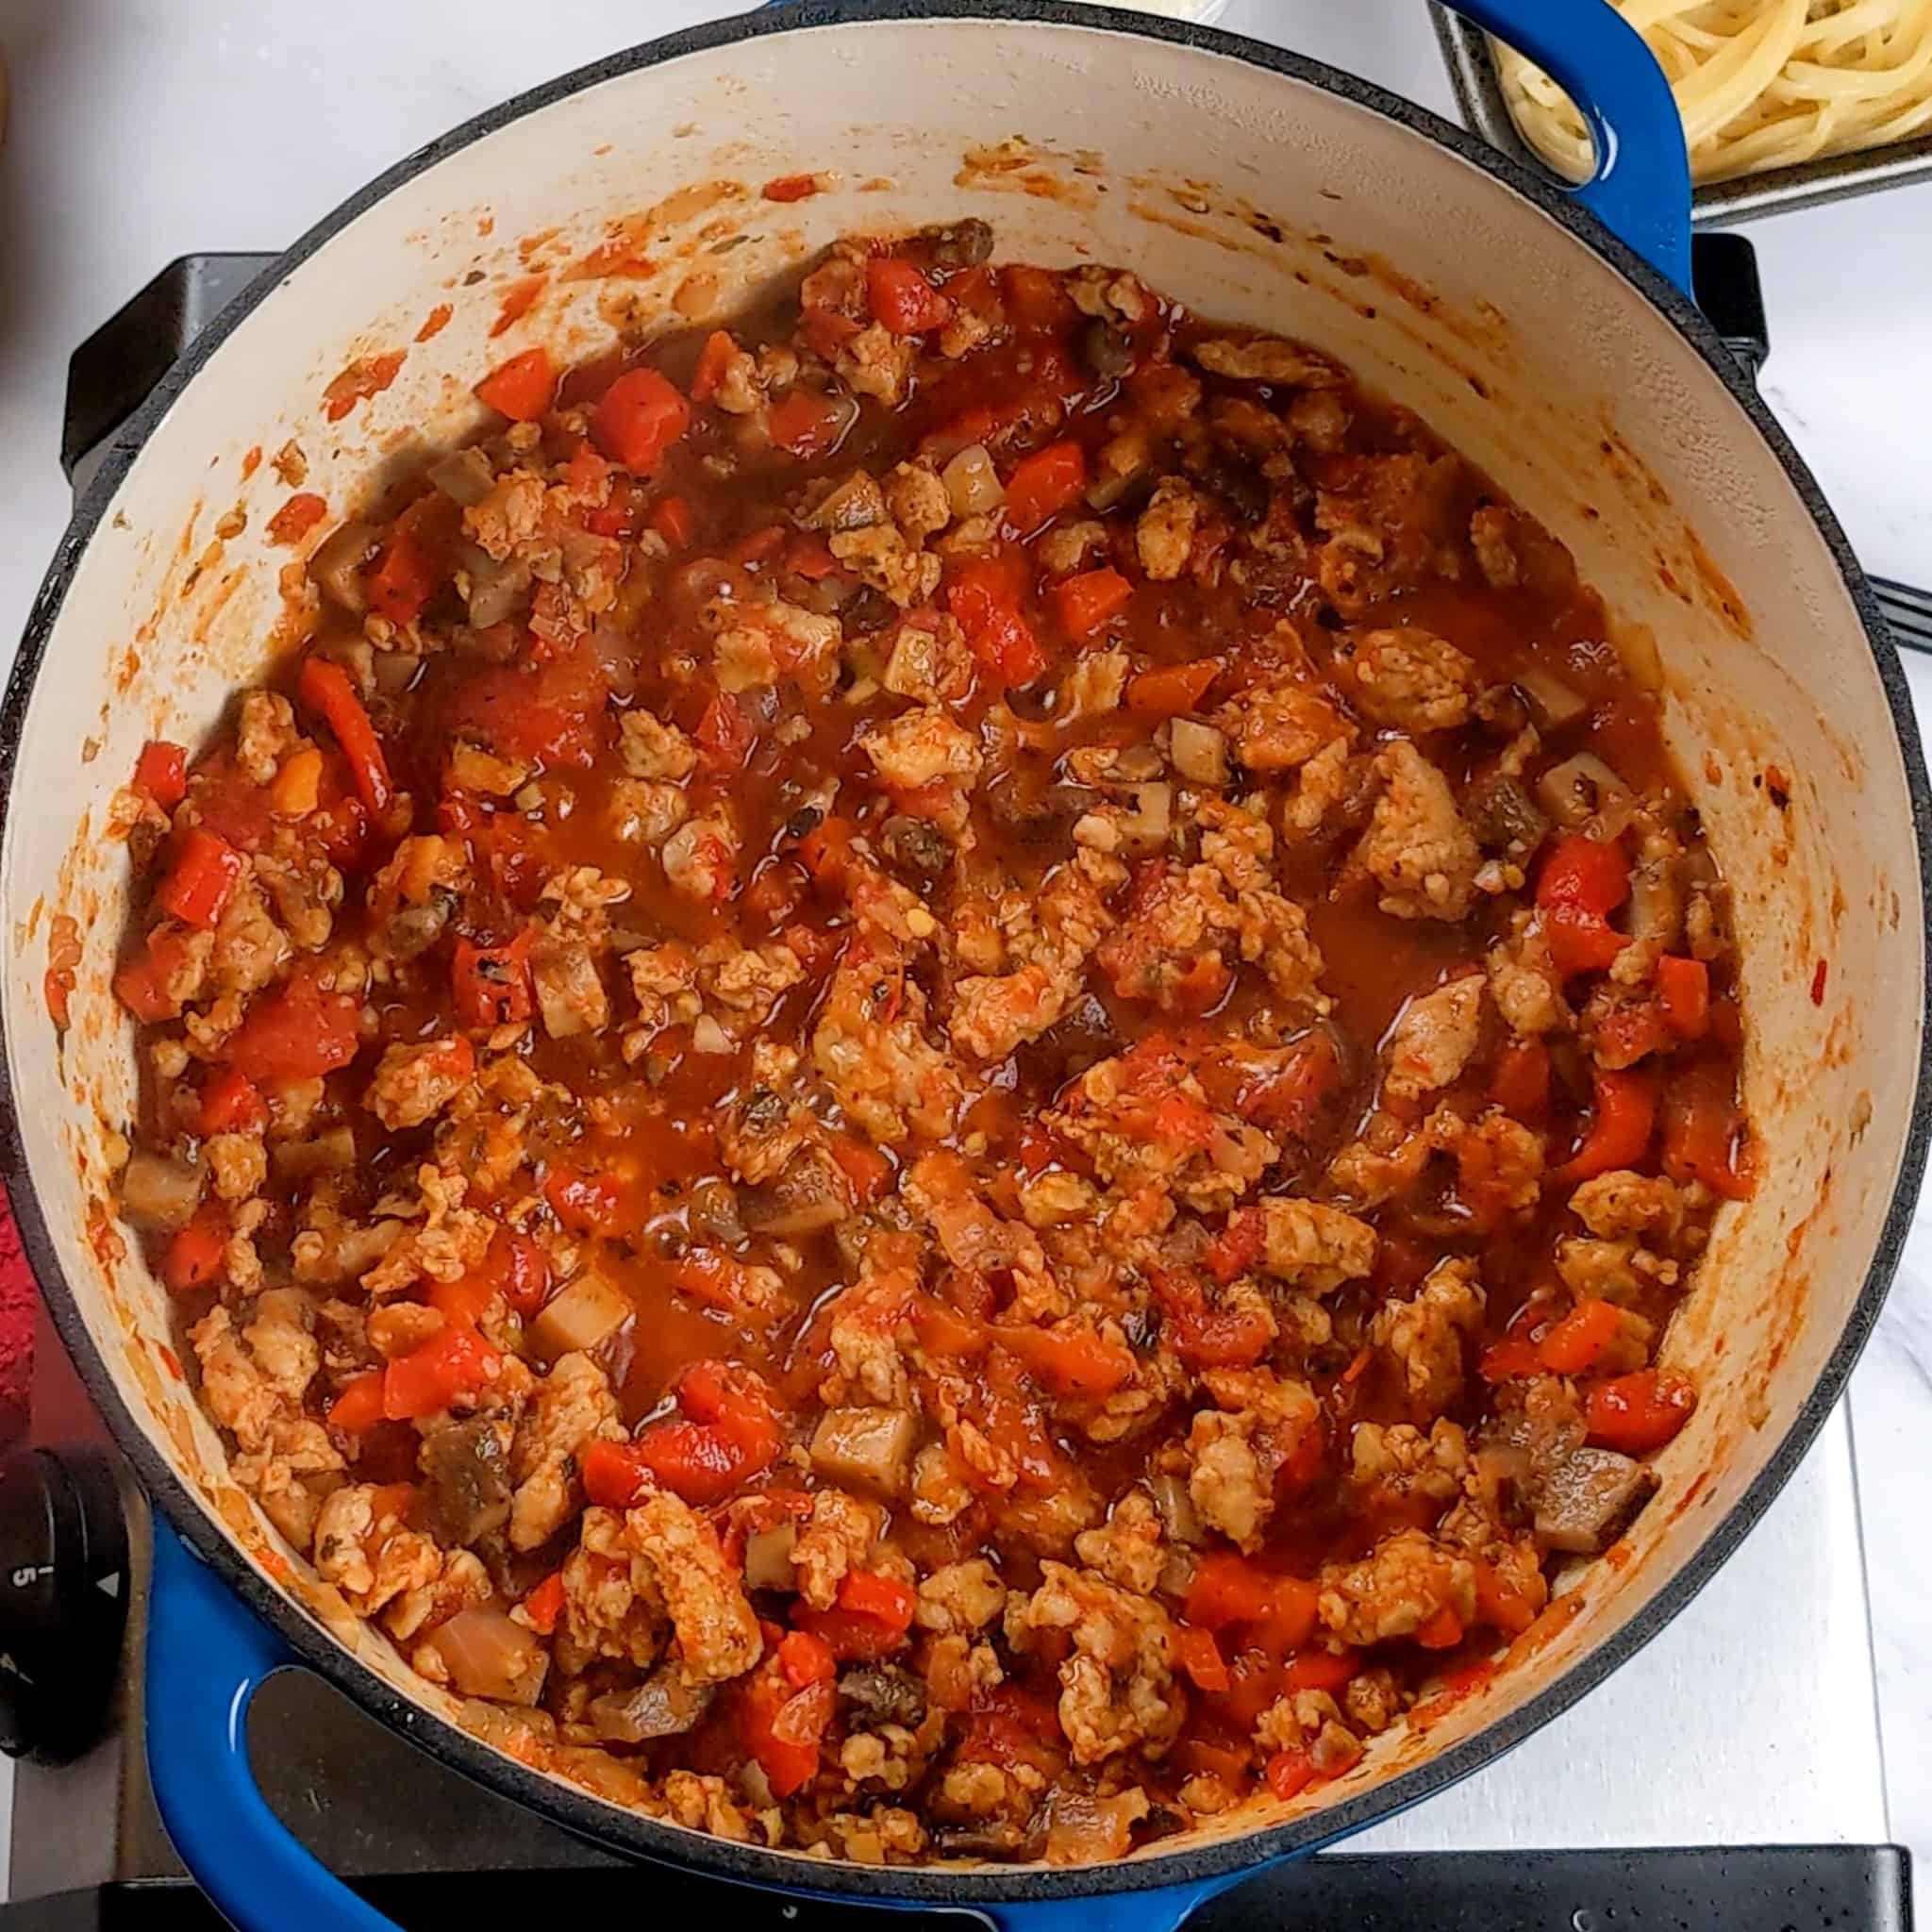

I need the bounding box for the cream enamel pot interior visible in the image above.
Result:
[3,6,1926,1930]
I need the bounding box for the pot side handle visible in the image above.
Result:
[146,1520,409,1932]
[1442,0,1693,293]
[967,1873,1248,1932]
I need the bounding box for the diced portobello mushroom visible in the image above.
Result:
[808,1407,916,1494]
[588,1666,717,1743]
[119,1150,204,1231]
[421,1416,513,1545]
[880,815,955,888]
[527,1264,631,1362]
[379,887,458,961]
[839,1663,927,1731]
[1463,770,1552,857]
[920,218,994,270]
[1531,1445,1659,1555]
[805,470,889,534]
[741,1148,849,1239]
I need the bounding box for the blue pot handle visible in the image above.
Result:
[974,1878,1242,1932]
[1445,0,1693,291]
[146,1520,406,1932]
[147,1518,1252,1932]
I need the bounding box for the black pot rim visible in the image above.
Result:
[4,0,1927,1907]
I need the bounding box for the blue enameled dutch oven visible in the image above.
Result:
[2,3,1924,1928]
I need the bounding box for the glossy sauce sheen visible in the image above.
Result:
[104,223,1751,1865]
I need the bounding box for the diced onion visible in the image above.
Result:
[427,446,497,508]
[1538,753,1631,831]
[941,444,1005,519]
[119,1152,203,1231]
[1513,662,1589,731]
[1169,718,1229,786]
[308,521,379,614]
[528,1266,631,1361]
[744,1522,798,1591]
[1122,781,1172,851]
[427,1607,547,1706]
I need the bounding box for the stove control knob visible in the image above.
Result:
[0,1445,130,1761]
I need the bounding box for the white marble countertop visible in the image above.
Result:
[0,0,1926,1877]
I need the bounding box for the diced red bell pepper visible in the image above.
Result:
[381,1324,501,1422]
[743,1659,830,1797]
[1656,954,1710,1040]
[1491,1039,1551,1118]
[543,1169,635,1239]
[689,331,739,405]
[1584,1369,1697,1455]
[1536,1296,1625,1375]
[225,974,362,1082]
[451,931,534,1030]
[133,740,188,809]
[197,1069,265,1137]
[945,558,1046,688]
[1556,1069,1657,1181]
[992,1323,1134,1398]
[475,347,557,422]
[590,367,691,475]
[1474,1557,1542,1637]
[1185,1553,1288,1630]
[776,1629,838,1689]
[827,1136,892,1205]
[649,493,694,548]
[1283,1648,1360,1694]
[367,527,440,627]
[866,257,953,335]
[327,1372,386,1436]
[694,690,757,769]
[1538,835,1630,978]
[156,829,244,930]
[580,1439,650,1509]
[835,1571,917,1633]
[1539,833,1630,916]
[163,1205,226,1296]
[1661,1062,1754,1200]
[790,1606,908,1664]
[521,1570,567,1638]
[629,1359,781,1506]
[1201,1206,1266,1288]
[1175,1625,1230,1693]
[267,492,329,545]
[1001,440,1088,535]
[297,658,393,817]
[114,926,197,1024]
[1126,658,1220,718]
[1265,1749,1318,1801]
[765,388,849,460]
[1050,566,1133,639]
[427,1265,497,1332]
[489,1231,552,1318]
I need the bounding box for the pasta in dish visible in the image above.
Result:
[1498,0,1932,185]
